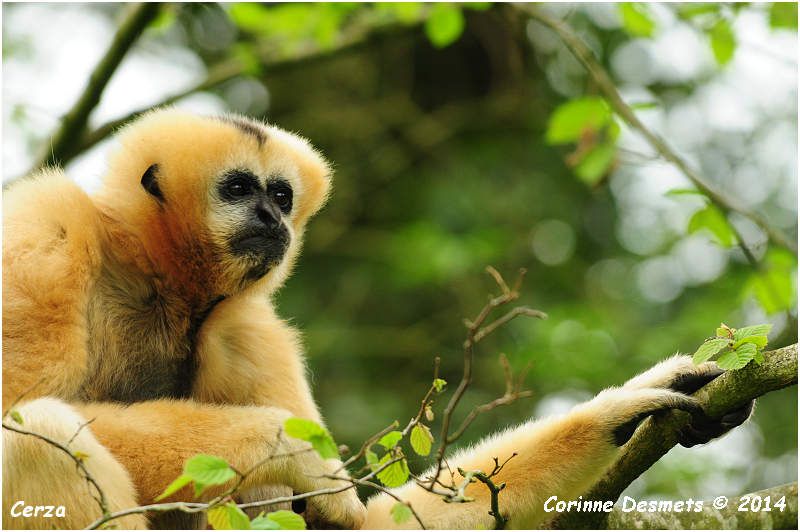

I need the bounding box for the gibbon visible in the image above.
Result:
[2,109,752,530]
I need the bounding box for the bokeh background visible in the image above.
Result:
[3,2,797,503]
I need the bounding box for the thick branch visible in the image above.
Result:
[522,5,796,254]
[608,482,798,530]
[553,343,797,529]
[32,3,161,172]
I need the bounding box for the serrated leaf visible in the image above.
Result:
[688,205,735,247]
[770,2,798,29]
[391,502,413,524]
[410,424,433,456]
[284,418,326,440]
[365,449,379,470]
[155,474,192,501]
[425,4,465,48]
[256,510,306,530]
[546,97,612,145]
[692,338,730,364]
[574,141,617,185]
[734,335,768,349]
[285,418,339,459]
[709,18,736,65]
[619,3,656,37]
[184,454,236,487]
[753,349,765,365]
[432,378,447,392]
[733,324,773,341]
[717,343,757,370]
[194,481,209,497]
[378,430,403,449]
[716,323,734,338]
[377,454,410,488]
[9,410,23,425]
[208,503,252,530]
[309,434,339,459]
[666,188,704,197]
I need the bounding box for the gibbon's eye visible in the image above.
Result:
[219,170,259,201]
[268,181,293,213]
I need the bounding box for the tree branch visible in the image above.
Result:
[522,5,797,254]
[31,3,161,173]
[608,482,798,530]
[552,343,798,529]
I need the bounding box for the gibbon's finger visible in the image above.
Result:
[677,400,755,448]
[622,355,723,393]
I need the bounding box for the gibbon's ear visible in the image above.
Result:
[140,164,164,202]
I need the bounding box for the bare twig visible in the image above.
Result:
[3,421,110,519]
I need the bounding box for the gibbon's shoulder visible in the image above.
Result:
[3,168,103,262]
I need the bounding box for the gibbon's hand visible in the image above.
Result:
[300,477,366,530]
[620,354,754,447]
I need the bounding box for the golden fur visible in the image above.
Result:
[3,110,745,530]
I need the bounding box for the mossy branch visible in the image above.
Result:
[552,343,798,529]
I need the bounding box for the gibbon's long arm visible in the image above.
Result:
[362,356,753,529]
[73,400,366,528]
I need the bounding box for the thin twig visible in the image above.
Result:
[522,5,796,255]
[3,422,110,519]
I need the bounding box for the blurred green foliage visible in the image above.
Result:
[4,0,797,503]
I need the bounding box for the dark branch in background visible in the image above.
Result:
[552,343,798,529]
[608,482,797,530]
[522,5,797,255]
[30,3,161,173]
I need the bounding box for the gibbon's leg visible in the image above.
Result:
[191,293,327,522]
[363,361,748,529]
[75,400,366,529]
[3,398,146,530]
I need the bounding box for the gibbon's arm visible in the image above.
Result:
[192,293,322,422]
[363,356,753,529]
[2,171,102,407]
[75,400,366,529]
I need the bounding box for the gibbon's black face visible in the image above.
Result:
[216,168,293,280]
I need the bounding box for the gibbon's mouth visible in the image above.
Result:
[230,226,290,279]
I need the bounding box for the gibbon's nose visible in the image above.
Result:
[255,199,282,230]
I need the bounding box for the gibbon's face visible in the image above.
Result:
[97,109,331,299]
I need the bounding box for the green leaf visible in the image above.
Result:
[709,18,736,65]
[753,348,765,365]
[619,3,656,37]
[432,378,447,392]
[9,410,23,425]
[252,510,306,530]
[309,434,340,459]
[228,3,271,33]
[666,188,705,197]
[284,418,339,459]
[410,424,433,456]
[770,2,798,29]
[155,474,192,501]
[425,4,465,48]
[184,455,236,488]
[208,502,252,530]
[746,268,795,314]
[677,3,720,19]
[734,335,768,349]
[733,324,773,341]
[378,430,403,449]
[365,449,379,470]
[377,453,410,488]
[716,323,734,338]
[375,2,424,24]
[692,338,730,365]
[716,343,757,370]
[545,97,612,145]
[687,205,735,247]
[574,141,617,185]
[391,502,413,524]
